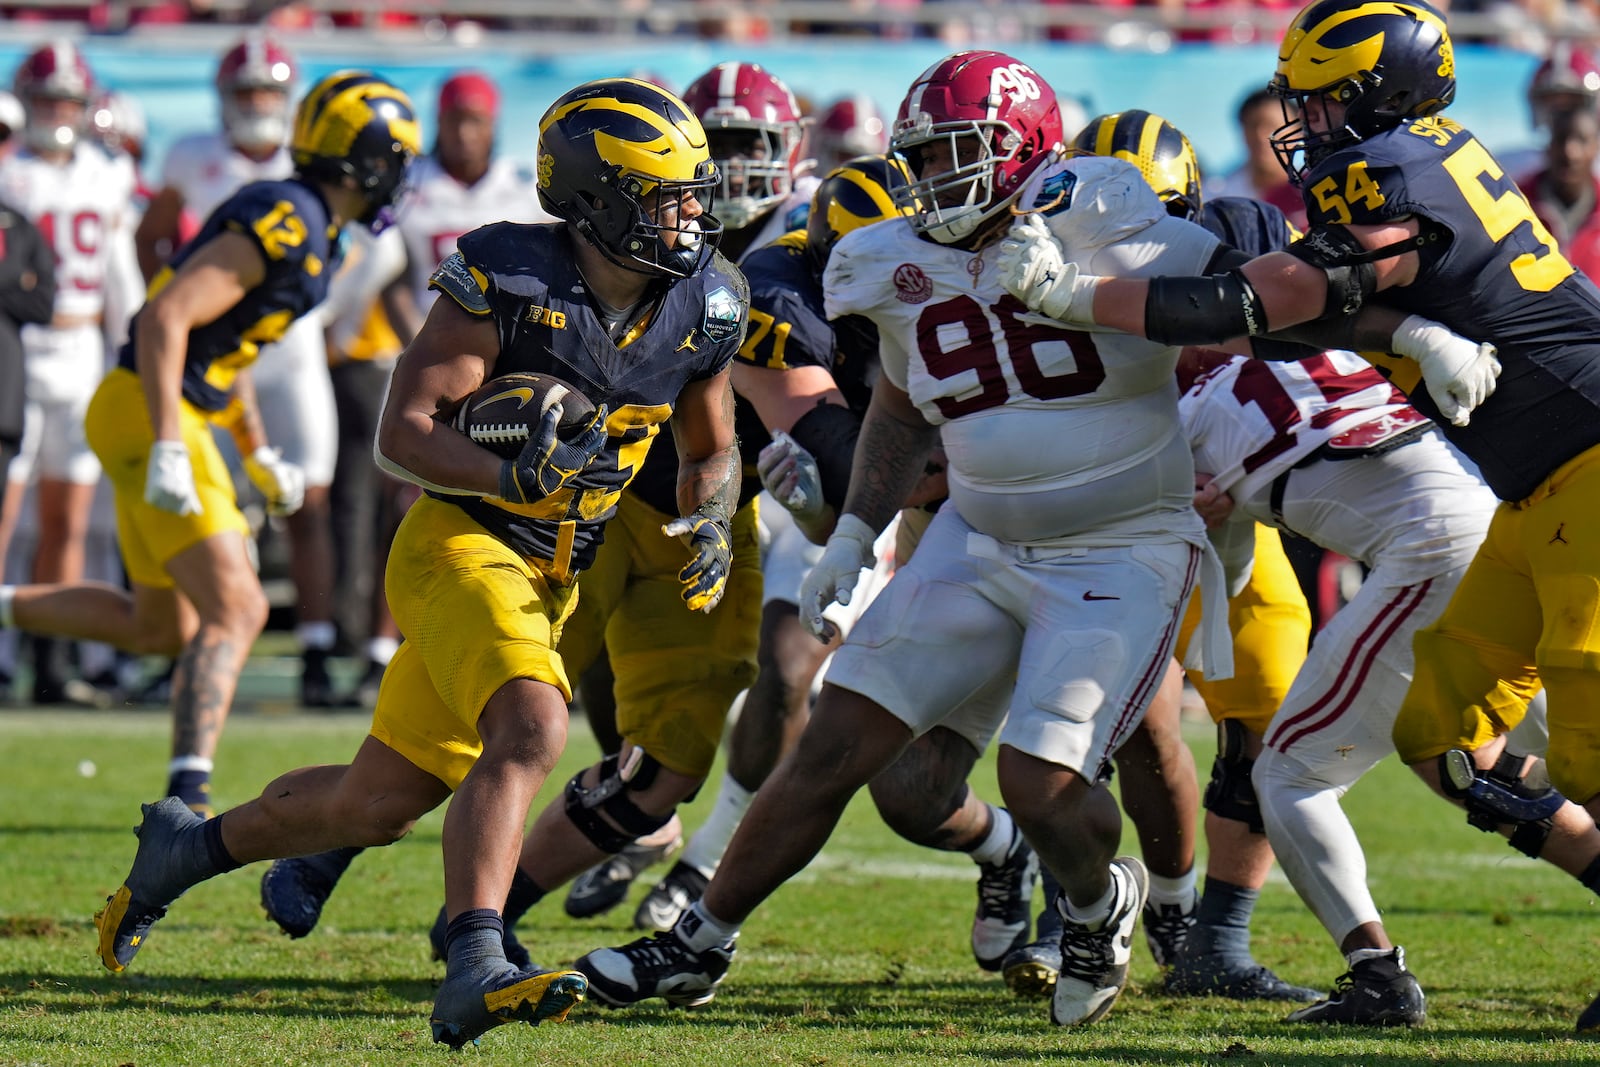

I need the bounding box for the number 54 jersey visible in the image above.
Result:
[823,155,1218,545]
[1302,116,1600,503]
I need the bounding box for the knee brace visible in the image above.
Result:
[1438,748,1565,858]
[563,746,673,854]
[1202,718,1264,833]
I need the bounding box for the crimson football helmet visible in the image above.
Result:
[90,90,146,164]
[680,62,804,230]
[889,50,1063,245]
[217,35,295,151]
[13,40,93,153]
[1528,42,1600,129]
[811,95,889,174]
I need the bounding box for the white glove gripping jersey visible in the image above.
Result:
[397,155,554,312]
[824,154,1234,678]
[160,131,292,225]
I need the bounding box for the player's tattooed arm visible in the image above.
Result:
[843,373,938,534]
[673,365,742,520]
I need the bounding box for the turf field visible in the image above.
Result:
[2,694,1598,1066]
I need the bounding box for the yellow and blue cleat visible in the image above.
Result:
[93,797,208,972]
[429,965,587,1049]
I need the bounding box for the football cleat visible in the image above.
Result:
[429,963,586,1049]
[1003,862,1065,997]
[565,820,684,919]
[1141,890,1198,968]
[427,905,532,971]
[634,860,711,932]
[577,908,736,1008]
[1164,958,1321,1002]
[1051,856,1147,1027]
[1576,990,1600,1034]
[972,822,1038,971]
[259,847,363,938]
[1285,947,1426,1027]
[94,797,209,972]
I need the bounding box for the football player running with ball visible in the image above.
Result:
[997,0,1600,1032]
[88,77,747,1049]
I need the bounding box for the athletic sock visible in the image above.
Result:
[501,868,547,928]
[1147,867,1198,908]
[1185,876,1258,963]
[966,803,1016,866]
[166,756,214,811]
[679,772,754,876]
[443,908,506,973]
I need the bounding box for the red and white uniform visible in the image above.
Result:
[159,130,291,229]
[397,154,551,312]
[1183,352,1496,946]
[0,143,137,484]
[819,156,1227,778]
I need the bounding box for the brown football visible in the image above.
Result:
[445,371,598,459]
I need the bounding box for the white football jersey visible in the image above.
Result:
[0,144,137,319]
[1180,352,1422,506]
[824,155,1217,545]
[398,155,553,311]
[160,131,292,226]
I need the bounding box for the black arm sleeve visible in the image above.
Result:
[786,399,861,512]
[1144,269,1270,345]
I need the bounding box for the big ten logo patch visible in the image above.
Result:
[524,304,568,328]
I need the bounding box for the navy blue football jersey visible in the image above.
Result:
[117,178,342,413]
[1200,196,1297,258]
[1302,116,1600,501]
[431,221,746,571]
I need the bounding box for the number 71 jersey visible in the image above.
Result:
[822,155,1219,542]
[1303,117,1600,503]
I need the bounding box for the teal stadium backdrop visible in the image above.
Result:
[0,38,1541,202]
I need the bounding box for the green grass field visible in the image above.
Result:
[2,699,1598,1066]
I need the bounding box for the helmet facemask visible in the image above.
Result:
[892,117,1022,245]
[223,86,291,151]
[571,162,723,279]
[704,122,797,230]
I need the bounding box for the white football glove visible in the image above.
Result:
[144,439,202,516]
[245,445,307,516]
[1390,314,1501,427]
[996,213,1101,325]
[757,430,826,523]
[798,513,878,642]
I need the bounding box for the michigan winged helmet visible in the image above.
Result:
[805,154,913,274]
[291,70,421,229]
[537,77,723,278]
[1269,0,1456,182]
[1071,110,1203,220]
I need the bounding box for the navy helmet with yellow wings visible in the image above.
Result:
[1269,0,1455,182]
[804,154,913,276]
[1070,110,1202,221]
[537,77,723,279]
[291,70,421,230]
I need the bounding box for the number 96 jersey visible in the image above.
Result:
[823,155,1216,544]
[1302,117,1600,503]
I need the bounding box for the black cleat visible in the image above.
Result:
[260,847,364,938]
[578,908,736,1008]
[1165,957,1321,1002]
[634,860,711,933]
[1286,947,1426,1027]
[1577,990,1600,1034]
[429,963,586,1048]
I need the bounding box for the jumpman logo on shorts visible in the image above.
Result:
[1551,523,1569,545]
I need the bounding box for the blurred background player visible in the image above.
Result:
[0,69,419,811]
[0,173,55,575]
[1498,42,1600,180]
[134,34,346,708]
[0,40,140,705]
[806,94,888,175]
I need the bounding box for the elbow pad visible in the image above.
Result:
[1285,227,1380,320]
[1145,270,1269,345]
[786,400,862,512]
